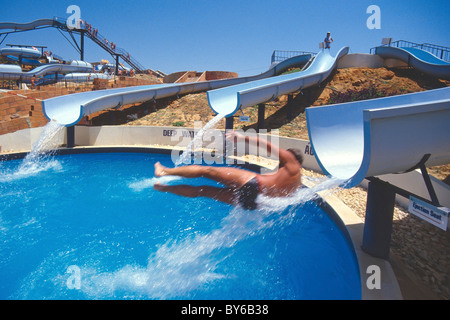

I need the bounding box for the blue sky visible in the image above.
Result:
[1,0,449,76]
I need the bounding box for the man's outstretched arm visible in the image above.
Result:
[226,131,295,167]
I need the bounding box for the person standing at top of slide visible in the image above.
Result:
[324,32,333,49]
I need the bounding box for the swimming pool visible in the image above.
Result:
[0,151,361,299]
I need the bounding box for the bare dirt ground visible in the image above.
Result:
[88,67,450,299]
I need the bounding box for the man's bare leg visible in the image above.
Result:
[154,162,257,189]
[154,182,236,205]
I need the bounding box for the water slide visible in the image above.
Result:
[207,47,349,117]
[42,54,312,126]
[0,19,61,31]
[0,46,41,58]
[375,46,450,80]
[4,55,42,66]
[37,72,111,86]
[0,60,93,82]
[0,47,42,66]
[306,86,450,188]
[0,17,148,72]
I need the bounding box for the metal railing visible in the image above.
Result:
[370,40,450,62]
[0,72,100,90]
[0,71,157,91]
[84,30,146,72]
[52,17,146,72]
[271,50,316,64]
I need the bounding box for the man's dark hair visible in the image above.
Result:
[287,148,304,165]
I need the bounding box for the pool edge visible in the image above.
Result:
[309,182,403,300]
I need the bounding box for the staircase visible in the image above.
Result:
[52,17,146,73]
[84,30,146,72]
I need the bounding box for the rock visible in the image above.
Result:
[381,70,395,80]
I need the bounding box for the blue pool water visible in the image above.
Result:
[0,152,361,299]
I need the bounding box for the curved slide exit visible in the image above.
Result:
[375,46,450,80]
[42,54,312,126]
[306,87,450,188]
[207,47,349,117]
[0,47,42,66]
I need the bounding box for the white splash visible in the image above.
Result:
[175,114,225,167]
[23,120,65,163]
[128,176,181,192]
[134,114,225,191]
[76,176,345,299]
[0,121,65,182]
[256,176,346,211]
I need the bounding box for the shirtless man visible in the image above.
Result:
[153,131,303,210]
